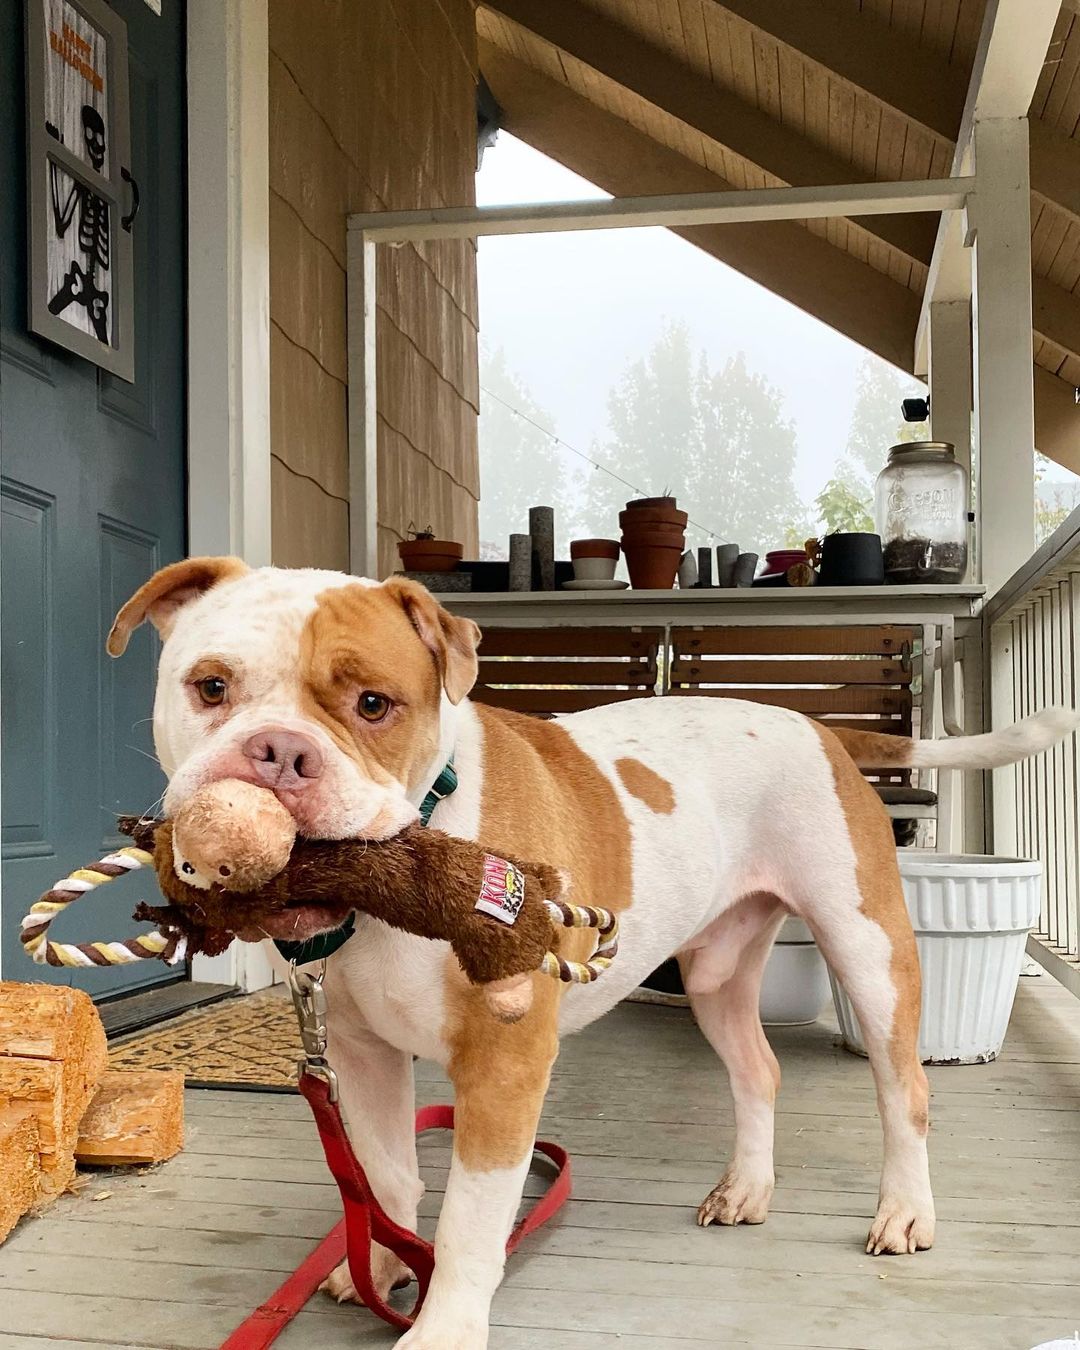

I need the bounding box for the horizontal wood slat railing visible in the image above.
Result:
[668,658,912,685]
[477,659,656,687]
[472,627,663,717]
[671,625,916,657]
[469,626,919,767]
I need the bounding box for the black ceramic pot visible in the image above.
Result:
[818,532,884,586]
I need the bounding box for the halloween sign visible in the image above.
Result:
[26,0,137,380]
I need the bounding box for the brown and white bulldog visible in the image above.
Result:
[109,557,1078,1349]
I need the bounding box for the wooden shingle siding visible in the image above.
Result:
[268,0,480,578]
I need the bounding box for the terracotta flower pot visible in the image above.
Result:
[619,507,689,530]
[620,527,686,548]
[397,538,463,573]
[621,540,683,589]
[570,538,620,560]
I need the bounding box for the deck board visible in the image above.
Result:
[2,977,1079,1349]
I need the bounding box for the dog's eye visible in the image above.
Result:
[195,676,228,707]
[357,691,391,722]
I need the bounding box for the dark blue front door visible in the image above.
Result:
[1,0,187,995]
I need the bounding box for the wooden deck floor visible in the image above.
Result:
[2,977,1079,1350]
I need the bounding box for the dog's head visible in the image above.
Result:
[108,558,481,847]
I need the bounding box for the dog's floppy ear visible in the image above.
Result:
[107,556,249,656]
[384,577,480,705]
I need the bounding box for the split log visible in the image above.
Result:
[76,1069,184,1166]
[0,982,108,1202]
[0,1106,41,1243]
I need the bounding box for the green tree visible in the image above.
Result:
[585,323,801,554]
[817,357,929,533]
[478,349,579,557]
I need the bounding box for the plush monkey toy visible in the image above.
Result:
[122,780,567,1022]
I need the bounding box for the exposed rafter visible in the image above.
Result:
[480,0,936,266]
[1033,277,1080,370]
[1029,120,1080,225]
[1033,367,1080,473]
[478,40,921,371]
[708,0,965,142]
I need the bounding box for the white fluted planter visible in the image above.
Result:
[830,854,1042,1065]
[760,917,831,1026]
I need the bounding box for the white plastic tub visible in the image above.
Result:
[760,917,831,1026]
[830,853,1042,1064]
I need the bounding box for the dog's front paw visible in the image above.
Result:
[396,1312,488,1350]
[319,1251,412,1305]
[866,1196,936,1255]
[697,1166,774,1227]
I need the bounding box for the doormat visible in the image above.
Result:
[109,988,301,1091]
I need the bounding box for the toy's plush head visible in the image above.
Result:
[107,560,480,945]
[171,779,295,892]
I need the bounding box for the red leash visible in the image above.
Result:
[220,1070,572,1349]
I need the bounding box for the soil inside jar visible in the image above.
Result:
[883,537,967,584]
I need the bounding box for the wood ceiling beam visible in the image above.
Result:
[478,39,921,372]
[708,0,965,142]
[1034,367,1080,474]
[1033,277,1080,369]
[480,0,936,267]
[1029,120,1080,225]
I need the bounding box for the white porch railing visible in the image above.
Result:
[986,506,1080,996]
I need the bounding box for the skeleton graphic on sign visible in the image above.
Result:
[46,105,110,344]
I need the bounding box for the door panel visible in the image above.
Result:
[1,0,187,996]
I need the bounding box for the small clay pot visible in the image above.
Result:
[570,538,620,560]
[625,496,678,511]
[622,540,682,589]
[398,538,463,573]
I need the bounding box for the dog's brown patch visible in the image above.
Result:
[445,704,633,1170]
[299,583,451,793]
[831,727,916,768]
[615,757,675,814]
[813,723,928,1133]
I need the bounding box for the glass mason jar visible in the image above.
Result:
[875,441,969,584]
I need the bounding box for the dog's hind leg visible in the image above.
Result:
[797,729,935,1256]
[678,893,787,1227]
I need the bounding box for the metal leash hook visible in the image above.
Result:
[288,959,339,1102]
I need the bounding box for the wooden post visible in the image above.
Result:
[929,300,973,476]
[929,299,975,579]
[971,118,1036,596]
[347,229,379,579]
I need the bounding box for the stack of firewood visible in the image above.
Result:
[0,981,184,1243]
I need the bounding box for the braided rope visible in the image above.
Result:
[540,899,620,984]
[19,846,187,969]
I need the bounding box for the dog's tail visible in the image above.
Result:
[832,706,1080,771]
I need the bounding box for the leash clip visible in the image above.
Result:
[287,960,339,1102]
